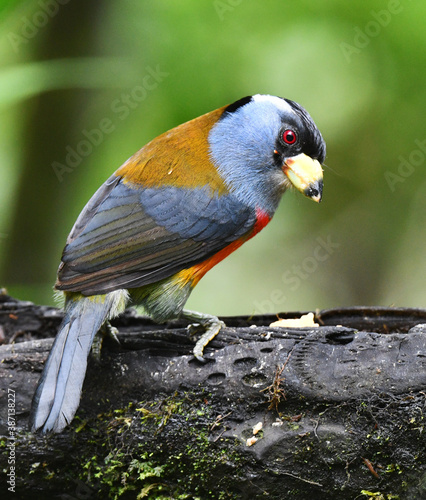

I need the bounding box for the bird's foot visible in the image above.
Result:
[91,321,120,363]
[181,309,225,362]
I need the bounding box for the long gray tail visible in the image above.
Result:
[30,292,125,433]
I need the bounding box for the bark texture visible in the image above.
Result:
[1,292,426,499]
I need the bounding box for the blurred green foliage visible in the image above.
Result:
[0,0,425,314]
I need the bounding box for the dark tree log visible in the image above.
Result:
[1,291,426,499]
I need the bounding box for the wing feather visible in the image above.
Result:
[56,175,255,295]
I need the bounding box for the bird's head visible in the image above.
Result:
[208,94,325,214]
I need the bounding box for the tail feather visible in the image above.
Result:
[30,291,126,433]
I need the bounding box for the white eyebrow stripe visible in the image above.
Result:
[252,94,293,113]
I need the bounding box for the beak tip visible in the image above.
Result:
[304,179,323,203]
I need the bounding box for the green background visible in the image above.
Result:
[0,0,425,316]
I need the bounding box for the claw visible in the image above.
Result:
[91,321,120,363]
[181,309,225,361]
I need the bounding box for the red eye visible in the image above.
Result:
[283,129,297,145]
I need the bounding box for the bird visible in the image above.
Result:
[30,94,326,433]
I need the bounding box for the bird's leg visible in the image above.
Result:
[181,309,225,362]
[91,321,120,363]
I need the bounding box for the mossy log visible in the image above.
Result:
[1,292,426,499]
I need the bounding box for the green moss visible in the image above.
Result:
[82,452,167,499]
[74,391,244,499]
[360,491,400,499]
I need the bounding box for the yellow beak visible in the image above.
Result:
[283,153,323,203]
